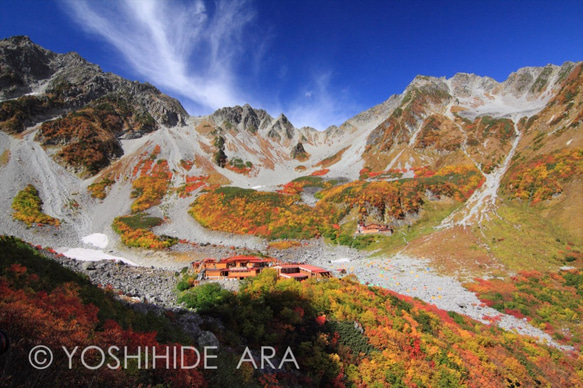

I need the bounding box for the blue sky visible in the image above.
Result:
[2,0,582,129]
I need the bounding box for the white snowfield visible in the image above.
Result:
[82,233,109,249]
[58,233,138,265]
[56,247,137,266]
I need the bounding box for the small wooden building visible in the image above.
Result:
[356,222,393,235]
[274,264,331,280]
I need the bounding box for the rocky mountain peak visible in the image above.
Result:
[0,36,56,98]
[0,36,188,127]
[211,104,271,133]
[404,75,451,103]
[498,63,578,99]
[267,113,295,140]
[447,72,498,98]
[56,50,97,71]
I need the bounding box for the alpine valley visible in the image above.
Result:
[1,36,581,387]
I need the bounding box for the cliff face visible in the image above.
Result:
[0,36,188,129]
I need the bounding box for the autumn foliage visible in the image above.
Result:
[11,184,60,227]
[177,268,583,387]
[320,164,484,220]
[190,186,334,239]
[504,149,582,203]
[310,168,330,176]
[175,175,208,198]
[0,236,203,387]
[465,269,583,349]
[2,235,582,387]
[112,214,177,249]
[191,165,485,242]
[87,174,116,199]
[225,157,253,175]
[130,147,173,213]
[179,159,195,171]
[31,93,158,176]
[267,240,303,250]
[359,166,404,180]
[111,146,178,248]
[277,176,336,195]
[315,147,348,168]
[0,95,62,133]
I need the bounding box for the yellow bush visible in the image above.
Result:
[12,185,60,227]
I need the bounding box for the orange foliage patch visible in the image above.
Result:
[310,169,329,176]
[504,149,583,203]
[176,175,208,198]
[130,148,172,212]
[360,166,406,180]
[112,216,177,249]
[0,262,204,386]
[315,147,348,168]
[225,163,252,175]
[189,187,337,240]
[278,181,304,195]
[87,174,116,199]
[179,159,195,171]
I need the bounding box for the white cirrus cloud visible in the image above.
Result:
[61,0,256,113]
[61,0,360,130]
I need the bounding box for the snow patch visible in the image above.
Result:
[57,247,137,266]
[82,233,108,249]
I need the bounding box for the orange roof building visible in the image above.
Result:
[193,256,331,281]
[356,222,393,235]
[274,263,332,280]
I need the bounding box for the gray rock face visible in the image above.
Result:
[0,36,55,98]
[267,114,295,140]
[210,104,300,144]
[363,61,580,150]
[290,142,307,159]
[211,104,270,133]
[0,35,188,127]
[448,73,497,98]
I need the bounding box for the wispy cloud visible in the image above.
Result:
[284,71,362,130]
[61,0,359,130]
[61,0,255,113]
